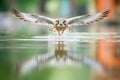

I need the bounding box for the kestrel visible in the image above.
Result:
[12,9,110,36]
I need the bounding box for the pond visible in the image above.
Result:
[0,27,120,80]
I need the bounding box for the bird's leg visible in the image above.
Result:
[61,29,66,35]
[61,31,64,35]
[58,31,61,36]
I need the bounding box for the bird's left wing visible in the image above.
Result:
[67,10,110,26]
[36,54,55,64]
[12,9,54,26]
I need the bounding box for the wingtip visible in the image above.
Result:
[104,9,110,14]
[101,9,110,17]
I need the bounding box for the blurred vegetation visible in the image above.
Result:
[18,0,39,12]
[0,0,9,11]
[0,0,39,12]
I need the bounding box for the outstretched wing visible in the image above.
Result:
[68,54,103,71]
[11,9,54,26]
[67,10,110,26]
[36,54,54,64]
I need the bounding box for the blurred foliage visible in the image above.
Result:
[0,0,39,12]
[77,0,88,5]
[0,0,9,11]
[45,0,60,15]
[18,0,39,12]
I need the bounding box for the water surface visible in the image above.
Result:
[0,32,120,80]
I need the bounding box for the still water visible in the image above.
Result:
[0,32,120,80]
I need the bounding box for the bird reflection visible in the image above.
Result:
[55,41,67,61]
[36,41,68,64]
[20,41,104,74]
[36,41,103,72]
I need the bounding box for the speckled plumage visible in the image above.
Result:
[12,9,110,36]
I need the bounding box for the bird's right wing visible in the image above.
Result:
[11,9,54,26]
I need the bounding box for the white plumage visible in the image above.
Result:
[12,9,110,36]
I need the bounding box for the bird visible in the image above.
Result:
[12,9,110,36]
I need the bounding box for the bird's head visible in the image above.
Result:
[55,18,67,27]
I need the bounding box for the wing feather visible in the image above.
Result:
[68,54,103,71]
[67,10,110,26]
[11,9,54,26]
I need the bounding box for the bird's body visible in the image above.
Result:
[12,9,110,36]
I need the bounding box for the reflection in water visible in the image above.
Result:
[20,41,104,74]
[55,41,67,61]
[97,33,120,80]
[0,31,120,80]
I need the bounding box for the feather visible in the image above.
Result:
[67,10,110,26]
[12,9,54,26]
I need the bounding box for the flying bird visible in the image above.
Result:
[12,9,110,36]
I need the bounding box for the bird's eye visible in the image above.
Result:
[63,20,66,25]
[56,20,59,25]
